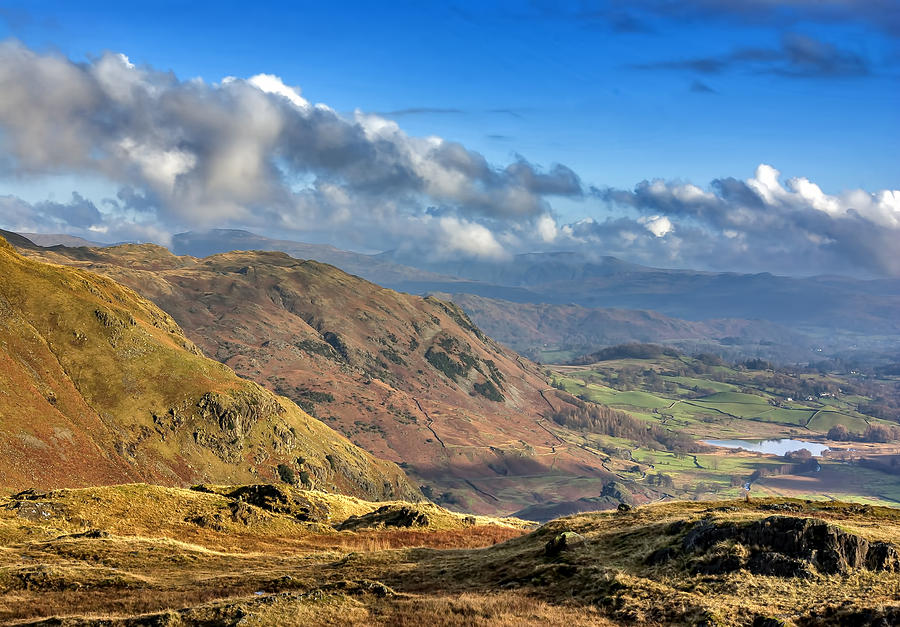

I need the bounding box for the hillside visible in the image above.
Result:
[445,293,807,363]
[0,235,416,500]
[166,230,900,361]
[171,229,461,287]
[14,239,650,515]
[2,484,897,625]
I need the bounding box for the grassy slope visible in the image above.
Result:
[0,484,896,625]
[0,236,416,500]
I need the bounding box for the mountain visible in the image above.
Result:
[171,229,462,288]
[173,231,900,360]
[441,293,811,363]
[391,250,900,333]
[17,232,107,248]
[383,250,650,286]
[0,235,416,500]
[14,240,668,515]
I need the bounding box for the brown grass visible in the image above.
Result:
[0,484,898,626]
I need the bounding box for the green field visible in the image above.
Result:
[546,353,899,507]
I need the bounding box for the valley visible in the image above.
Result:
[547,347,900,509]
[6,233,899,521]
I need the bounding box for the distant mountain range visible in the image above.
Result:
[170,229,900,362]
[14,228,900,364]
[440,293,810,363]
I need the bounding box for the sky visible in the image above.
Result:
[0,0,898,277]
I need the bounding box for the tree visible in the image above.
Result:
[827,424,850,441]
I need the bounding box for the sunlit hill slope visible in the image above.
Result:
[0,235,416,500]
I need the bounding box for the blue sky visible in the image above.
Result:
[0,1,898,276]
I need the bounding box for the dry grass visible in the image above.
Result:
[1,486,898,625]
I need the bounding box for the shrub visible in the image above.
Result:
[827,424,851,441]
[474,379,504,402]
[276,463,298,485]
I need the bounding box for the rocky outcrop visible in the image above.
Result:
[338,505,430,530]
[192,484,333,523]
[669,515,900,576]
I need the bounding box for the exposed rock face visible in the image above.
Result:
[676,516,900,576]
[338,505,430,530]
[192,484,333,523]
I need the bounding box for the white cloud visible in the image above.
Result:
[638,215,673,237]
[247,73,309,108]
[595,163,900,276]
[536,213,558,242]
[435,216,508,260]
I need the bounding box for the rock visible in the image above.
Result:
[866,542,900,572]
[747,551,812,578]
[9,500,61,522]
[338,505,429,531]
[759,503,802,513]
[10,488,50,501]
[229,500,263,525]
[544,531,586,556]
[322,579,396,598]
[225,484,331,522]
[678,516,897,577]
[64,529,110,539]
[617,503,632,513]
[752,617,788,627]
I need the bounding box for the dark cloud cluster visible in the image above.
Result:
[564,1,900,39]
[633,33,870,78]
[1,192,99,229]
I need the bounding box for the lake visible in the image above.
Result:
[703,438,830,457]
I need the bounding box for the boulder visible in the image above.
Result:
[545,531,586,556]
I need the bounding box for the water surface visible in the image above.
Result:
[703,438,829,457]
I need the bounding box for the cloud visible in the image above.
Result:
[618,1,900,38]
[0,192,101,230]
[0,40,583,259]
[527,1,900,38]
[632,33,871,78]
[1,41,896,277]
[638,215,673,237]
[689,80,716,93]
[589,164,900,277]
